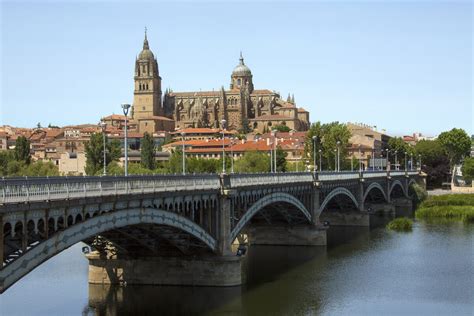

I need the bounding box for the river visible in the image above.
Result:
[1,221,472,315]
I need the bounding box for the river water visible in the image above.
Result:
[1,221,473,315]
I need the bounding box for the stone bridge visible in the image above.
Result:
[0,170,421,292]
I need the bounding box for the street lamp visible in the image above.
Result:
[336,141,341,172]
[385,148,390,171]
[121,103,131,176]
[100,121,107,176]
[221,119,226,173]
[358,144,362,172]
[418,154,422,171]
[410,153,413,171]
[333,148,337,171]
[394,150,398,171]
[272,129,277,172]
[312,136,317,173]
[269,140,273,172]
[319,149,322,172]
[404,152,408,171]
[181,131,186,175]
[230,137,235,174]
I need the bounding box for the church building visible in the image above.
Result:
[131,32,310,134]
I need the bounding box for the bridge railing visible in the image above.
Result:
[1,175,221,204]
[229,172,313,188]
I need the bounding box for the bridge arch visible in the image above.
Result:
[363,182,388,202]
[319,187,359,214]
[230,192,312,242]
[0,208,217,293]
[389,180,407,198]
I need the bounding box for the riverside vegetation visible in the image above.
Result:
[415,194,474,223]
[386,217,413,232]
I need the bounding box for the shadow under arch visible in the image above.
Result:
[389,180,407,198]
[363,182,388,203]
[230,192,312,242]
[0,208,217,293]
[319,187,359,214]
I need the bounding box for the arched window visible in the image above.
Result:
[146,83,149,90]
[237,78,241,85]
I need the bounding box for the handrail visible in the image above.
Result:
[0,171,419,204]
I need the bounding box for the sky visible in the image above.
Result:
[1,0,472,136]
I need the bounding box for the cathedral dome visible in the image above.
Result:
[138,30,155,61]
[232,53,252,76]
[139,49,154,60]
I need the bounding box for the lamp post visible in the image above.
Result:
[181,131,186,175]
[121,103,131,176]
[333,148,337,171]
[100,121,107,176]
[385,148,389,171]
[404,152,408,171]
[312,136,317,173]
[230,137,235,174]
[410,153,413,171]
[394,150,398,171]
[319,149,322,172]
[295,145,299,172]
[336,141,341,172]
[418,154,422,171]
[272,130,277,172]
[358,144,362,172]
[269,141,273,172]
[380,154,384,170]
[221,119,226,174]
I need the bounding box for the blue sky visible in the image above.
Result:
[1,0,472,136]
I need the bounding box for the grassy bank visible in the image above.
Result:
[415,194,474,223]
[387,217,413,232]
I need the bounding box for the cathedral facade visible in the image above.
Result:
[131,33,310,133]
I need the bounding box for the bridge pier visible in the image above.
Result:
[319,211,370,227]
[87,252,246,287]
[392,197,414,217]
[246,224,327,246]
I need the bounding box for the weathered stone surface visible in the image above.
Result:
[319,211,370,227]
[246,224,327,246]
[87,253,246,287]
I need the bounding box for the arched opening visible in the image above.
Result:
[27,220,36,245]
[67,215,74,227]
[390,183,405,200]
[37,219,45,239]
[75,214,83,223]
[57,217,65,230]
[48,218,55,236]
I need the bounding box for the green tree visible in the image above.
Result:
[238,118,252,134]
[0,151,14,176]
[14,136,31,164]
[305,121,351,171]
[141,132,156,170]
[273,125,291,132]
[415,139,450,188]
[438,128,471,168]
[461,157,474,184]
[275,146,287,172]
[84,133,121,175]
[234,151,270,173]
[388,137,413,169]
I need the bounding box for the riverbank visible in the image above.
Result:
[415,194,474,223]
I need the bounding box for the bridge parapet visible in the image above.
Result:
[229,172,313,188]
[1,175,221,204]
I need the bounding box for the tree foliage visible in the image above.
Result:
[84,133,121,175]
[304,121,351,171]
[461,157,474,184]
[14,136,31,164]
[275,146,287,172]
[141,132,156,170]
[388,137,414,169]
[415,139,450,188]
[438,128,471,167]
[234,151,270,173]
[273,125,291,133]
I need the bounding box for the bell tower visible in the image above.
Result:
[132,29,163,132]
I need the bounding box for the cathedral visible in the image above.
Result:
[131,32,310,134]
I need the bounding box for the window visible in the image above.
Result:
[237,79,241,85]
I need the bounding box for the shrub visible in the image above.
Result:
[387,217,413,232]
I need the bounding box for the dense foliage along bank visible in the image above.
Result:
[415,194,474,223]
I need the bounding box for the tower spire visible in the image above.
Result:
[239,51,244,65]
[143,27,149,50]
